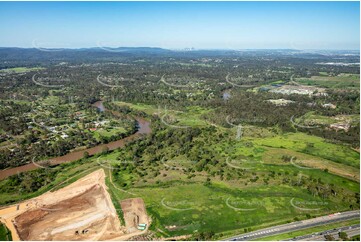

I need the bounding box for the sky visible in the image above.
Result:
[0,1,359,50]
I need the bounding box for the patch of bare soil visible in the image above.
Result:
[120,198,149,234]
[1,169,127,241]
[15,184,126,240]
[0,169,152,241]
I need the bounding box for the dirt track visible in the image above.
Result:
[0,169,150,241]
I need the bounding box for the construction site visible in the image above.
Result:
[0,169,150,241]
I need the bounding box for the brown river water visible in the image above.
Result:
[0,101,151,180]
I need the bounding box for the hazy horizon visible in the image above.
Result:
[0,1,359,50]
[0,46,360,51]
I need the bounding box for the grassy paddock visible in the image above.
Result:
[251,132,359,168]
[296,74,360,89]
[106,177,353,237]
[0,67,45,73]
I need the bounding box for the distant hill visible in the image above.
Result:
[0,47,358,68]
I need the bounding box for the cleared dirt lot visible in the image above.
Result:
[14,169,126,240]
[0,169,127,240]
[14,184,125,240]
[121,198,149,233]
[0,169,151,241]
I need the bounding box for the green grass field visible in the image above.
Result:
[163,106,210,127]
[251,132,359,168]
[295,112,359,126]
[113,101,159,115]
[40,95,61,106]
[261,147,359,182]
[114,101,212,128]
[105,169,356,238]
[296,74,360,89]
[0,67,45,73]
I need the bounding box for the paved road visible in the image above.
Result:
[292,224,360,241]
[225,210,360,241]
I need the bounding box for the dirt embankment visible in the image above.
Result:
[0,169,125,241]
[14,184,125,241]
[0,169,152,241]
[121,198,149,234]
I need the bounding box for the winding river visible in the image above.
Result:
[0,101,151,180]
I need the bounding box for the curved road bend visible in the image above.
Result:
[225,210,360,241]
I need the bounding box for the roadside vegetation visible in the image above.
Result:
[0,223,12,241]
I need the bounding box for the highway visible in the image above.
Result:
[225,210,360,241]
[289,224,360,241]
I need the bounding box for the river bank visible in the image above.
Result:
[0,101,151,180]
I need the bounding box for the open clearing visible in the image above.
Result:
[0,169,150,241]
[121,198,150,233]
[0,67,45,74]
[295,74,360,89]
